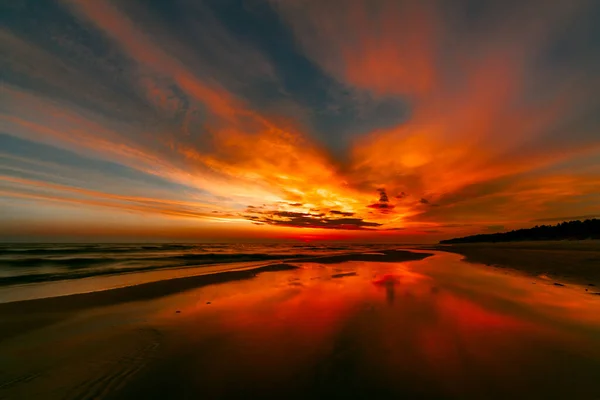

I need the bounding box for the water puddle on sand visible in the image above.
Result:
[1,251,600,399]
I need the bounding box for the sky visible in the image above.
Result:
[1,0,599,243]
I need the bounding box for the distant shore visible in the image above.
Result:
[432,240,600,287]
[439,219,599,244]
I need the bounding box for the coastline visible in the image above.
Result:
[0,249,431,341]
[3,241,599,345]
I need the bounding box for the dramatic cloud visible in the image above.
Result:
[2,0,599,241]
[367,188,396,213]
[244,209,382,230]
[329,210,356,217]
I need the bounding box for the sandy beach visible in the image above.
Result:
[0,250,429,341]
[1,248,600,399]
[433,240,600,286]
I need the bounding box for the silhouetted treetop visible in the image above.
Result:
[440,219,599,244]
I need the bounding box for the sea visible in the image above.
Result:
[0,243,406,302]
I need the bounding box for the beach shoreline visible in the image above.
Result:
[0,249,432,342]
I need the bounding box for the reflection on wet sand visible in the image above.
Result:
[117,253,600,399]
[1,251,600,399]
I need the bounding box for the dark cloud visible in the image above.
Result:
[377,188,390,202]
[243,210,382,230]
[329,210,355,217]
[395,192,407,199]
[367,203,395,210]
[275,211,325,218]
[419,198,430,204]
[368,188,395,213]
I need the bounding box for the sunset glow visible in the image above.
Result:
[2,0,599,242]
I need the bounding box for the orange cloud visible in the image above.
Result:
[272,0,439,97]
[269,0,600,232]
[2,0,598,240]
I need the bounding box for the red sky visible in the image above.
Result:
[1,0,599,242]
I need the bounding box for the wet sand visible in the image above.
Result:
[432,240,600,286]
[0,250,429,342]
[2,249,600,399]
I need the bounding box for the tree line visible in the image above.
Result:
[440,219,599,244]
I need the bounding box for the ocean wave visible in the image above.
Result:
[0,243,400,287]
[0,244,199,256]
